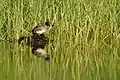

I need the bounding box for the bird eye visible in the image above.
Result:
[45,22,50,26]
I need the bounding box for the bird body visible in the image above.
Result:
[18,22,52,61]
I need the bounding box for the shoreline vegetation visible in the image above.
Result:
[0,0,120,80]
